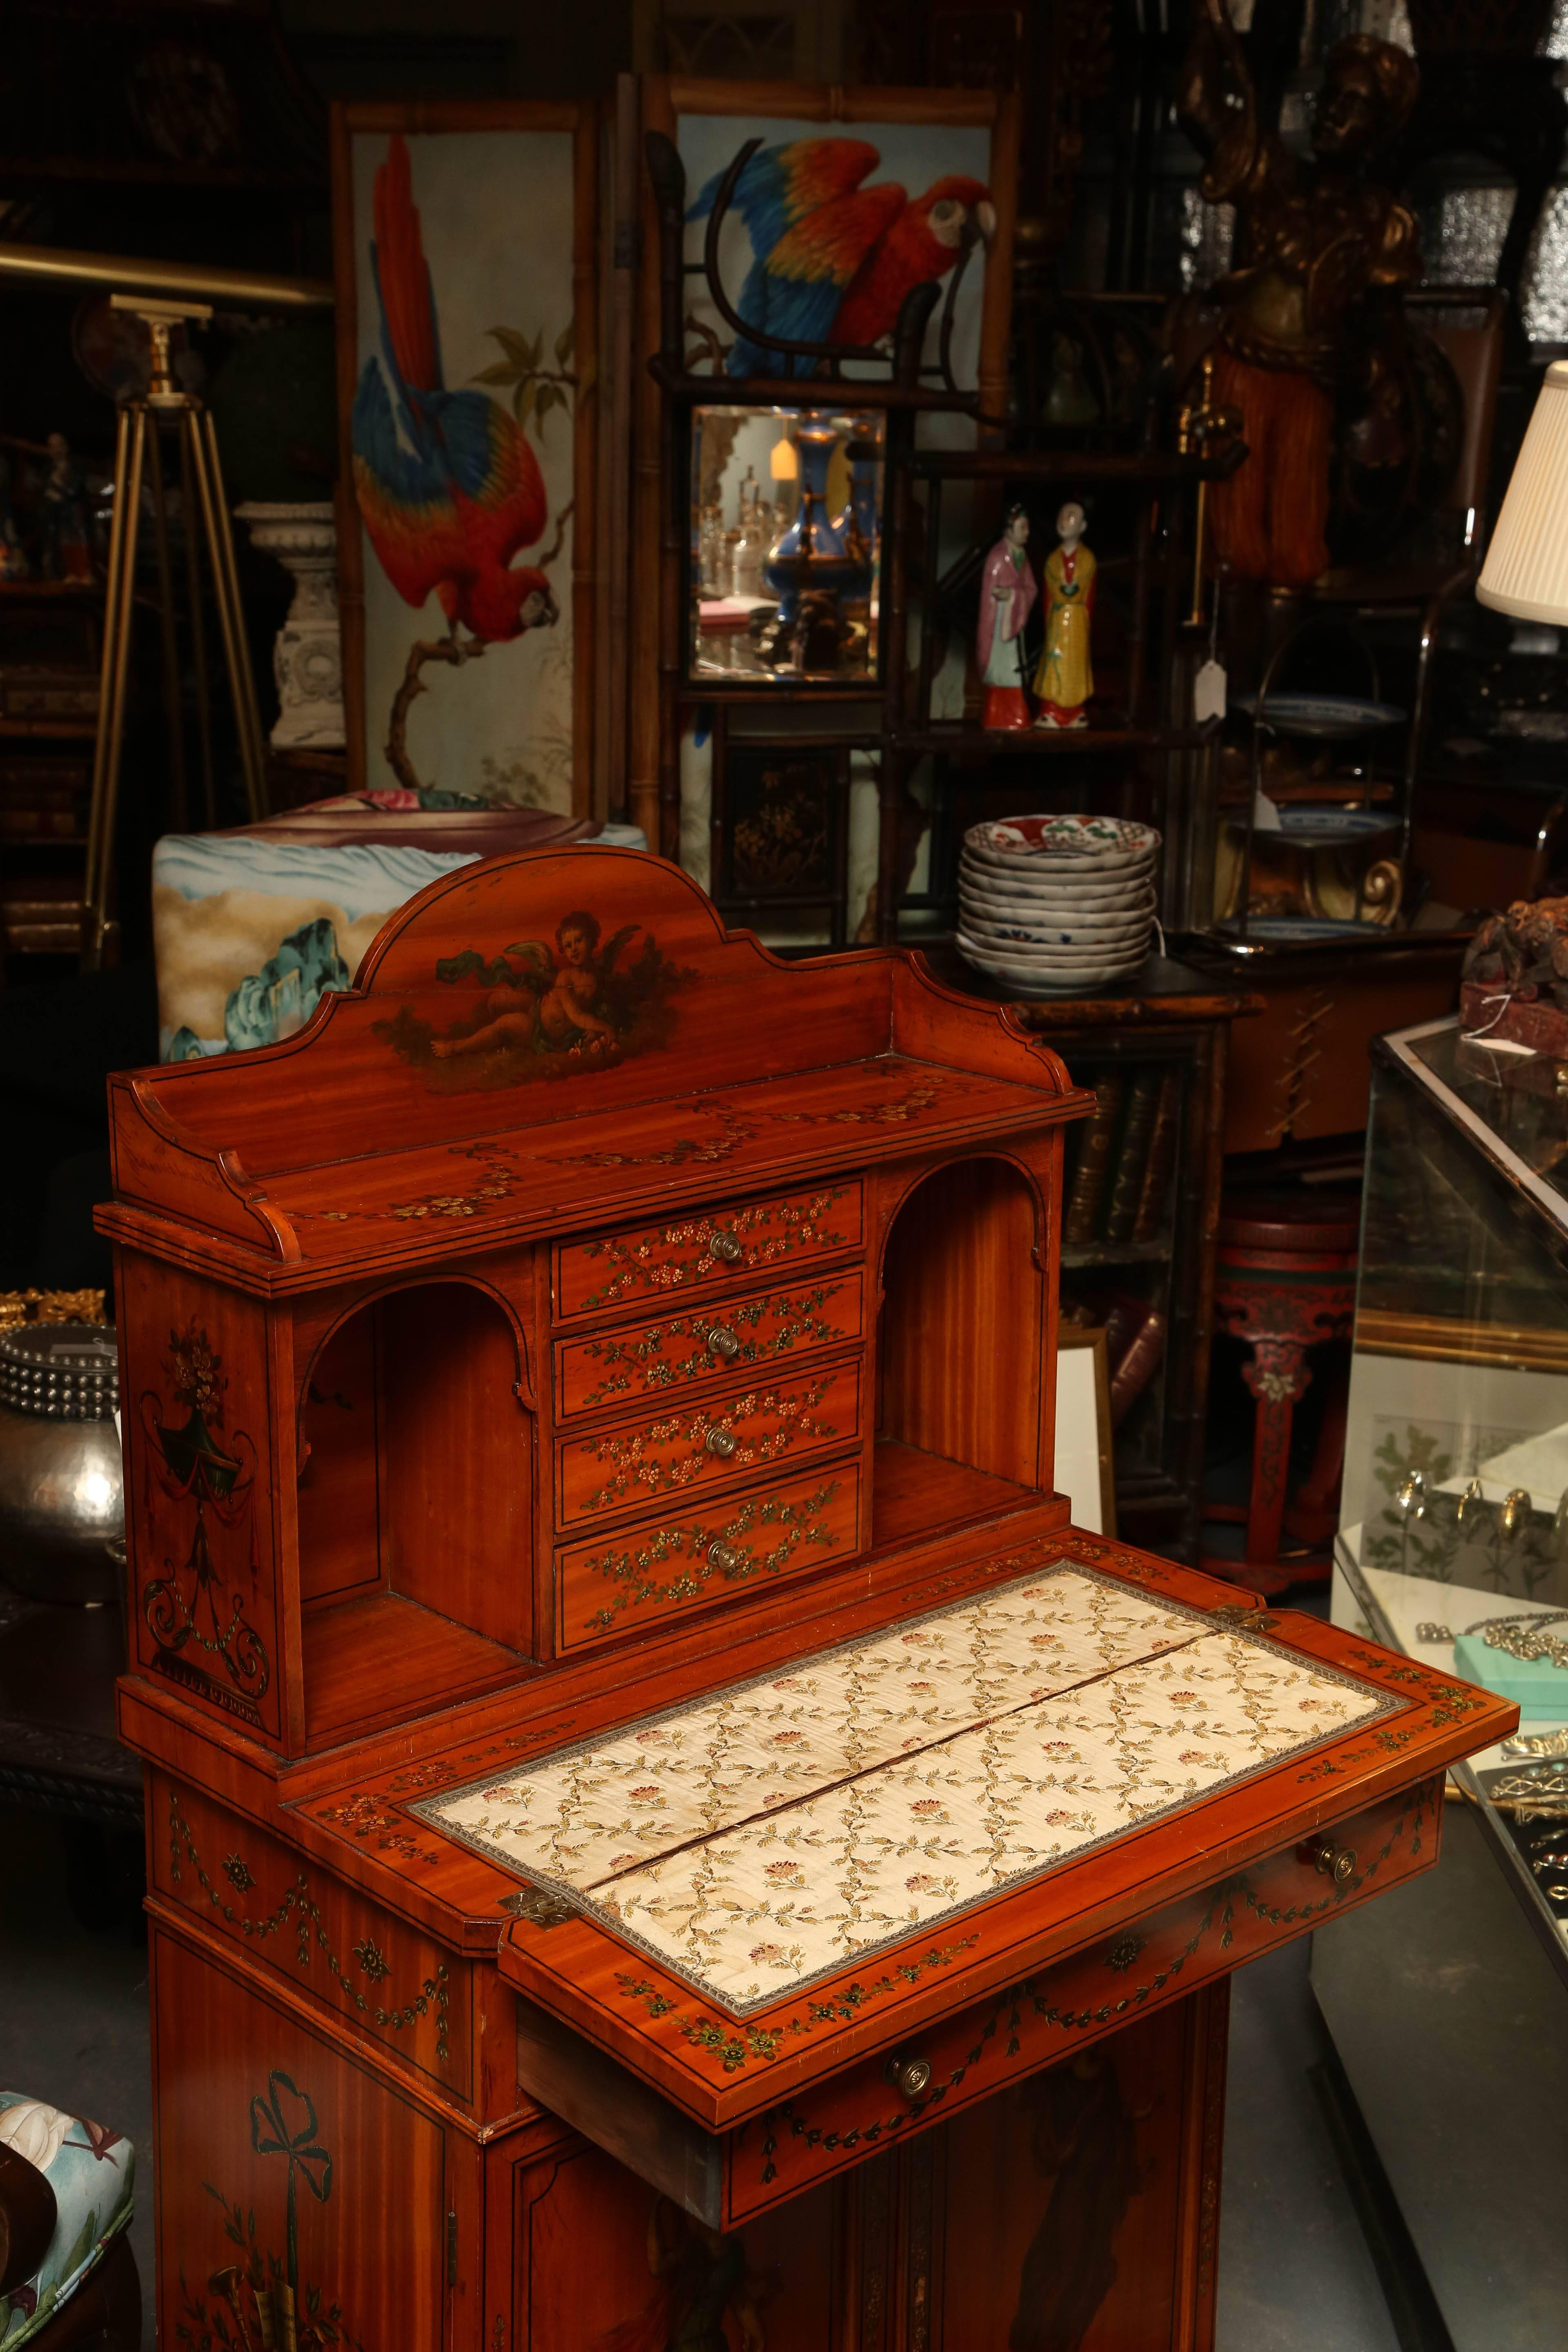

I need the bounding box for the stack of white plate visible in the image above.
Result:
[956,814,1160,991]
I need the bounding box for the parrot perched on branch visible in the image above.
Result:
[686,136,997,379]
[352,135,557,644]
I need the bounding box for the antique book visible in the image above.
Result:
[1104,1067,1163,1244]
[1062,1072,1125,1243]
[1111,1305,1168,1427]
[1133,1065,1183,1243]
[0,665,98,720]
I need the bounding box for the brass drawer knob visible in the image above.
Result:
[1309,1836,1357,1886]
[705,1426,737,1457]
[883,2051,933,2102]
[706,1325,741,1359]
[709,1230,743,1264]
[706,1540,744,1572]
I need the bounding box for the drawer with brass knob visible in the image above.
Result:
[553,1272,865,1424]
[1306,1834,1358,1886]
[555,1460,863,1651]
[554,1362,861,1529]
[554,1181,864,1322]
[883,2049,933,2101]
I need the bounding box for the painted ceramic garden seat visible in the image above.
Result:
[0,2095,138,2350]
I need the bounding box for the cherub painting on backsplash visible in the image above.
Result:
[374,904,696,1090]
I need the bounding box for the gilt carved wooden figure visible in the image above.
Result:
[102,847,1514,2352]
[1178,3,1420,588]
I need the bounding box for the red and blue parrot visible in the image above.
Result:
[687,137,997,378]
[352,135,556,644]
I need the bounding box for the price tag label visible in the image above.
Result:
[1193,658,1226,723]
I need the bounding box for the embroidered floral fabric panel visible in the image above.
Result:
[420,1565,1388,2011]
[424,1568,1196,1884]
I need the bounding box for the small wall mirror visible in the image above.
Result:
[689,405,885,684]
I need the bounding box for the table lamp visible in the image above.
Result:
[1478,359,1568,624]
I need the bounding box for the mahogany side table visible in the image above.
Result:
[1210,1192,1360,1596]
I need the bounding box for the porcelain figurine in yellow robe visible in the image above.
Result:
[1032,501,1095,728]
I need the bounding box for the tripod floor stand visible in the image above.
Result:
[82,296,267,970]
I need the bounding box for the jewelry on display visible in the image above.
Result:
[1482,1765,1568,1806]
[1503,1726,1568,1758]
[1553,1486,1568,1559]
[1473,1610,1568,1671]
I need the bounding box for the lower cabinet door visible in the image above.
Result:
[151,1921,454,2352]
[498,2134,840,2351]
[492,1987,1227,2352]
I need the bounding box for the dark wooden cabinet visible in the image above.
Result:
[103,847,1509,2350]
[925,947,1261,1562]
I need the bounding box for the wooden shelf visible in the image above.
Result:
[679,683,880,710]
[0,580,102,602]
[0,157,322,189]
[1060,1238,1173,1267]
[872,1437,1036,1550]
[301,1590,528,1745]
[896,722,1220,757]
[906,447,1246,486]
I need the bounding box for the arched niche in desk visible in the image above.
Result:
[875,1153,1049,1550]
[102,843,1091,1760]
[296,1278,535,1745]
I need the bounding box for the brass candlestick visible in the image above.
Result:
[1176,350,1242,627]
[82,295,268,971]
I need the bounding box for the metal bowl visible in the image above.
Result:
[0,1324,124,1605]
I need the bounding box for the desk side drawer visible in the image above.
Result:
[152,1774,471,2102]
[554,1182,864,1321]
[553,1271,864,1419]
[722,1775,1439,2221]
[555,1459,862,1650]
[555,1360,862,1528]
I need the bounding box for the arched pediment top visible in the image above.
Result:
[102,846,1092,1278]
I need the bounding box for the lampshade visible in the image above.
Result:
[1477,360,1568,624]
[769,433,797,481]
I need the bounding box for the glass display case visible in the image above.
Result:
[688,404,884,684]
[1336,1013,1568,1965]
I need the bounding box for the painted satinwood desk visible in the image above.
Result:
[100,849,1512,2351]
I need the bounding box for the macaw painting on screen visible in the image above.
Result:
[679,114,998,390]
[347,125,582,811]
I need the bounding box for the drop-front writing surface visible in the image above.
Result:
[102,848,1515,2351]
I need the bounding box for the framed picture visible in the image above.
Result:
[642,78,1018,401]
[711,734,849,930]
[331,103,599,817]
[1057,1326,1116,1536]
[629,77,1020,846]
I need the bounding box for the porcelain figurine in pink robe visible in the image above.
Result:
[977,503,1037,729]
